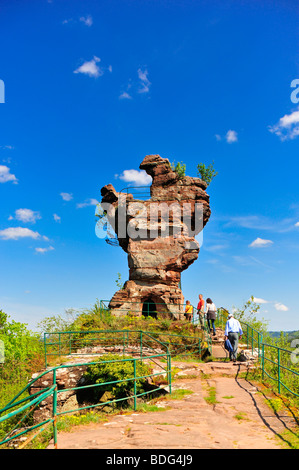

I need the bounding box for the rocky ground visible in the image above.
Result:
[46,335,298,450]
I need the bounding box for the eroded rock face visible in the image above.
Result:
[100,155,211,319]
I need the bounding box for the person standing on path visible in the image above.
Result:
[184,300,193,322]
[197,294,205,327]
[205,298,217,336]
[224,313,243,361]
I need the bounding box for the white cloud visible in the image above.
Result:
[53,214,61,222]
[10,208,41,224]
[295,222,299,227]
[249,237,274,248]
[137,68,151,94]
[62,18,73,24]
[76,198,99,208]
[0,227,41,240]
[119,92,132,100]
[274,302,289,312]
[119,68,150,100]
[73,56,103,78]
[35,246,55,254]
[253,297,269,304]
[268,108,299,141]
[63,15,93,27]
[205,244,229,252]
[226,130,238,143]
[118,169,152,186]
[0,165,17,183]
[79,15,93,26]
[215,134,222,141]
[60,192,73,201]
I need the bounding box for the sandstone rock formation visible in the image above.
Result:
[100,155,211,319]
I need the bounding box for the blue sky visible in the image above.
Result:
[0,0,298,331]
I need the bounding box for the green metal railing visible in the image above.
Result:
[44,328,206,368]
[261,343,299,398]
[97,299,212,356]
[120,186,151,200]
[43,329,169,368]
[216,307,299,399]
[0,333,172,449]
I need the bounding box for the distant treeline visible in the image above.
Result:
[268,330,299,342]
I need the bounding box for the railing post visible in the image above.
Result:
[58,333,61,361]
[140,331,143,361]
[44,333,48,368]
[277,348,281,394]
[168,353,172,394]
[52,369,58,449]
[246,325,249,349]
[133,359,137,411]
[262,343,265,380]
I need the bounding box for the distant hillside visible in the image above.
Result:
[268,330,299,342]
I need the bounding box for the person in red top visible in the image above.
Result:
[197,294,205,327]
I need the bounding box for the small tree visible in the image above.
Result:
[115,272,124,290]
[232,296,268,334]
[171,161,186,179]
[197,161,218,185]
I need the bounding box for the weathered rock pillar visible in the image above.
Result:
[100,155,211,320]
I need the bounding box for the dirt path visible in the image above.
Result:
[47,360,297,450]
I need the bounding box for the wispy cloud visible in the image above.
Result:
[76,198,99,208]
[137,68,151,94]
[63,15,93,27]
[253,297,269,304]
[79,15,93,26]
[204,243,229,252]
[119,68,151,100]
[9,208,41,224]
[0,165,17,184]
[251,296,289,312]
[53,214,61,222]
[60,192,73,201]
[233,255,273,271]
[249,237,274,248]
[224,214,297,234]
[0,227,41,240]
[73,56,103,78]
[226,130,238,143]
[35,246,55,254]
[214,130,238,143]
[268,108,299,141]
[274,302,289,312]
[116,169,152,186]
[119,91,132,100]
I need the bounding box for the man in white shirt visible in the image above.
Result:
[224,313,243,362]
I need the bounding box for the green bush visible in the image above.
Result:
[197,161,218,185]
[171,161,186,179]
[82,354,152,407]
